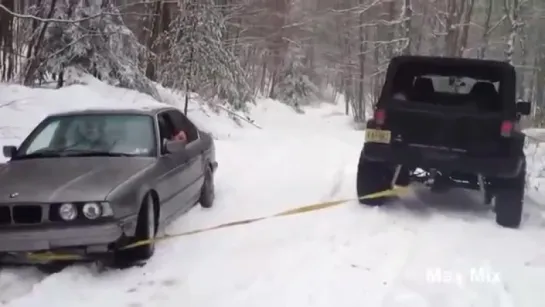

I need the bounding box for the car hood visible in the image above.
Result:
[0,157,155,203]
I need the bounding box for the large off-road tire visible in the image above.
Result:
[494,161,526,228]
[356,156,392,206]
[396,166,411,187]
[199,166,215,209]
[114,194,157,267]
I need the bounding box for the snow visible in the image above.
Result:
[0,79,248,160]
[1,80,545,307]
[523,128,545,207]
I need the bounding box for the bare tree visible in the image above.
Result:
[2,0,545,123]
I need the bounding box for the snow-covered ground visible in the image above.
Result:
[0,80,545,307]
[524,128,545,200]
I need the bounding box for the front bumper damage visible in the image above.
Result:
[0,216,138,263]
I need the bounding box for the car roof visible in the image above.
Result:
[391,55,513,69]
[47,105,176,118]
[387,55,516,84]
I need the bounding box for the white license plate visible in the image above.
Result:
[365,129,391,144]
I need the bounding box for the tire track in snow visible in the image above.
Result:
[290,145,434,306]
[323,158,347,200]
[320,134,363,202]
[376,187,545,307]
[363,190,436,307]
[362,188,482,305]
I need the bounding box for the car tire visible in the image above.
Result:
[494,162,526,229]
[199,166,215,208]
[37,262,69,274]
[356,155,392,206]
[114,194,156,267]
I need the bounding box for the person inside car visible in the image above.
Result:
[158,117,187,144]
[172,130,187,142]
[72,118,110,150]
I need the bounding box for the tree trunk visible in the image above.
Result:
[457,0,474,56]
[477,0,493,59]
[23,0,59,85]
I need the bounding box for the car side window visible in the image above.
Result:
[157,112,177,155]
[167,110,199,143]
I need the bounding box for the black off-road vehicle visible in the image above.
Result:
[356,55,531,228]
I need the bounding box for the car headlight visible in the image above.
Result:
[59,203,77,221]
[82,202,102,220]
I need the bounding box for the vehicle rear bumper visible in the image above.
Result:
[363,143,524,178]
[0,221,129,253]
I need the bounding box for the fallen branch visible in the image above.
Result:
[214,104,262,129]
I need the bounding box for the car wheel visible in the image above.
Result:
[356,155,392,206]
[37,262,70,274]
[199,166,215,208]
[494,162,525,228]
[114,194,156,267]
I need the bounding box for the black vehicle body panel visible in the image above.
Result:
[362,55,526,180]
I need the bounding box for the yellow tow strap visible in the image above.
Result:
[26,186,408,261]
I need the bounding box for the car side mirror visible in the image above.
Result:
[516,101,531,115]
[2,145,17,158]
[164,139,187,154]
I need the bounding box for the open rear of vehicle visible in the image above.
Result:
[370,57,520,161]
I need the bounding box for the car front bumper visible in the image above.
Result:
[0,217,137,254]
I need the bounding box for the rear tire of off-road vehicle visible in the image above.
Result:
[356,157,392,206]
[494,161,526,229]
[396,166,411,187]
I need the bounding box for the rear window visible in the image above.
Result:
[425,75,499,94]
[388,61,506,113]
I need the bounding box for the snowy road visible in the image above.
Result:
[1,84,545,307]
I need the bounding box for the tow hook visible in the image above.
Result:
[478,174,493,205]
[391,164,402,188]
[484,191,493,206]
[425,169,439,187]
[428,170,450,193]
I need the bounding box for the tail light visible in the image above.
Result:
[500,120,513,137]
[374,109,386,126]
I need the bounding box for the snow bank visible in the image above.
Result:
[0,73,349,164]
[154,84,255,139]
[245,97,353,132]
[524,128,545,204]
[0,76,257,162]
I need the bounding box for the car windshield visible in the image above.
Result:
[15,114,156,158]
